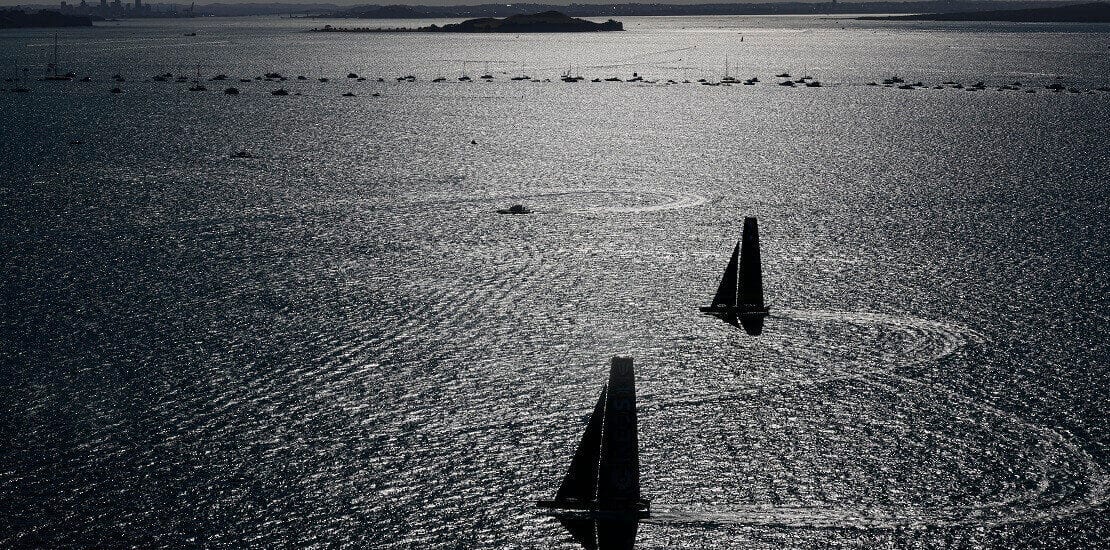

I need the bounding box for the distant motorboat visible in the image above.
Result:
[230,150,253,159]
[271,88,289,95]
[342,91,356,96]
[497,204,532,215]
[184,32,196,36]
[224,87,240,94]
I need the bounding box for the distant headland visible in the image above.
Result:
[312,11,623,33]
[0,9,92,28]
[860,2,1110,22]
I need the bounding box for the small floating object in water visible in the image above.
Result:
[779,80,795,87]
[357,77,366,81]
[318,77,329,82]
[376,77,384,82]
[184,32,196,36]
[224,87,240,95]
[497,204,532,215]
[348,73,358,79]
[239,78,252,83]
[230,150,253,159]
[432,77,446,82]
[80,76,92,82]
[776,72,790,78]
[297,75,308,80]
[110,87,122,93]
[471,140,478,145]
[480,74,493,80]
[805,80,822,87]
[271,88,289,96]
[209,74,228,81]
[898,84,915,90]
[371,92,380,97]
[591,77,601,82]
[459,75,472,82]
[342,91,356,97]
[265,72,283,79]
[604,77,622,82]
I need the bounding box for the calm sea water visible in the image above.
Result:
[1,15,1109,549]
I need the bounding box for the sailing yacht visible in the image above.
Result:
[537,357,650,518]
[700,217,770,324]
[42,35,73,81]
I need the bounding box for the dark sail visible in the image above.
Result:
[738,217,764,309]
[597,357,639,509]
[555,385,608,504]
[711,242,741,308]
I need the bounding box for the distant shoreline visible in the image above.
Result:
[859,1,1110,22]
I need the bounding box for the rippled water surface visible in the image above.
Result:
[1,15,1109,549]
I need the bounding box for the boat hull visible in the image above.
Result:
[698,305,769,316]
[535,499,651,519]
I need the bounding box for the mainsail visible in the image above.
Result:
[540,357,647,517]
[597,357,640,509]
[711,242,741,308]
[555,385,608,504]
[738,217,764,309]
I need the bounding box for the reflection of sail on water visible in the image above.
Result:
[738,216,764,309]
[711,243,740,308]
[555,385,607,504]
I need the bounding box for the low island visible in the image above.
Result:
[312,10,623,33]
[860,2,1110,22]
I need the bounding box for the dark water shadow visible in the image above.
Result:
[558,517,639,550]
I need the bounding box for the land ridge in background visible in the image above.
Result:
[860,1,1110,21]
[0,8,92,27]
[319,1,1079,19]
[314,10,623,31]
